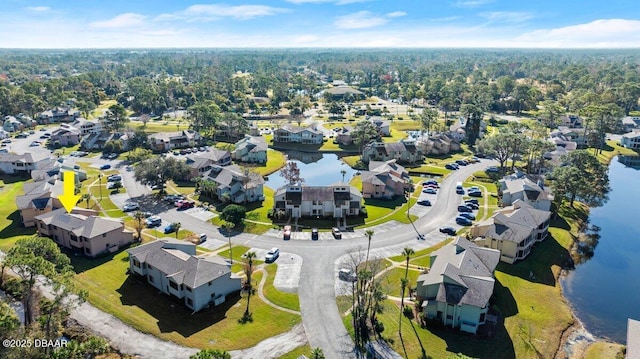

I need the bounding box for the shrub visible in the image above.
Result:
[220,204,247,225]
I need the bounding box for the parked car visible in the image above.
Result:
[468,190,483,197]
[422,188,437,194]
[99,164,111,170]
[423,183,439,189]
[459,212,476,220]
[439,226,457,235]
[445,164,457,170]
[332,227,342,239]
[15,133,28,138]
[417,199,431,206]
[486,166,499,173]
[455,159,468,166]
[457,204,472,213]
[164,223,178,234]
[123,202,139,212]
[107,174,122,182]
[106,181,121,190]
[455,216,473,226]
[423,179,439,186]
[338,268,357,282]
[107,153,118,159]
[465,202,479,210]
[311,228,318,240]
[29,141,40,147]
[177,200,195,210]
[151,184,166,190]
[283,225,292,240]
[145,216,162,227]
[470,157,480,163]
[465,199,479,205]
[265,247,280,263]
[198,233,207,243]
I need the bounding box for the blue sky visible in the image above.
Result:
[1,0,639,48]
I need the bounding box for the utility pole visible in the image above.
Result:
[98,174,103,201]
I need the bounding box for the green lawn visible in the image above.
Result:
[588,140,639,165]
[278,345,313,359]
[217,245,252,263]
[382,129,408,142]
[584,342,625,359]
[262,264,300,312]
[341,155,365,169]
[379,267,421,297]
[72,250,300,350]
[244,149,286,177]
[408,164,451,177]
[389,238,453,265]
[389,120,421,131]
[0,181,37,251]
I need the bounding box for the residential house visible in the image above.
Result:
[559,114,583,128]
[0,152,51,175]
[334,126,354,145]
[450,117,487,142]
[498,176,553,211]
[415,237,500,334]
[273,182,362,219]
[148,130,201,152]
[368,116,391,136]
[34,208,134,257]
[318,86,364,101]
[470,200,551,264]
[16,180,63,227]
[621,130,640,150]
[627,318,640,359]
[361,139,422,164]
[3,116,24,133]
[72,118,102,136]
[621,117,640,133]
[38,107,79,124]
[552,127,588,148]
[232,135,267,163]
[127,238,242,312]
[361,159,412,199]
[50,124,81,146]
[202,164,264,204]
[186,149,232,178]
[416,133,461,156]
[274,125,323,145]
[16,114,37,128]
[0,129,9,140]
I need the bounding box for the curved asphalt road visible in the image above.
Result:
[98,153,494,358]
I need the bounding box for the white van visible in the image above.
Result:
[265,247,280,263]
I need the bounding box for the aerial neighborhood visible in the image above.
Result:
[0,48,639,359]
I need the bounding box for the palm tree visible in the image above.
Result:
[399,247,415,335]
[364,229,374,267]
[243,251,256,316]
[173,222,181,239]
[222,221,235,264]
[310,347,326,359]
[340,169,347,182]
[81,193,91,208]
[133,211,146,241]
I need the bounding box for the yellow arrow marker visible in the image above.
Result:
[58,171,81,213]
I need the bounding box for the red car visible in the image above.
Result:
[177,200,195,210]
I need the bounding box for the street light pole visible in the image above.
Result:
[98,174,103,201]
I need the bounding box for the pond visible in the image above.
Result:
[561,156,640,343]
[265,151,358,189]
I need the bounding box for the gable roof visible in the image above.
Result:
[473,200,550,242]
[417,237,500,308]
[35,208,126,238]
[500,176,553,202]
[235,135,267,152]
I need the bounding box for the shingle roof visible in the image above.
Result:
[235,135,268,153]
[473,200,550,242]
[417,237,500,308]
[628,318,640,359]
[35,208,125,237]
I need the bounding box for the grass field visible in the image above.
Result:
[379,267,421,298]
[262,264,300,312]
[0,180,37,251]
[72,250,300,350]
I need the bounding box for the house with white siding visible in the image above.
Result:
[232,135,267,163]
[621,130,640,150]
[273,182,362,219]
[127,238,242,312]
[498,176,553,211]
[415,237,500,334]
[274,125,323,145]
[202,164,264,204]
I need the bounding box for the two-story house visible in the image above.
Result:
[470,200,551,264]
[361,159,412,199]
[127,238,242,312]
[202,164,264,204]
[361,139,422,164]
[416,132,461,156]
[621,130,640,150]
[553,127,588,148]
[50,123,81,146]
[415,237,500,334]
[0,152,52,175]
[273,182,362,219]
[34,208,134,257]
[368,116,391,136]
[186,149,232,178]
[3,116,24,133]
[38,107,79,124]
[499,176,553,211]
[232,135,267,163]
[274,125,323,145]
[149,130,201,152]
[16,180,63,227]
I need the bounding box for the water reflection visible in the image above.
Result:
[618,155,640,168]
[266,151,357,189]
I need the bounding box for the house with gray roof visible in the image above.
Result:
[628,318,640,359]
[16,180,64,227]
[50,123,81,146]
[361,139,422,164]
[361,159,411,199]
[202,164,264,204]
[416,237,500,334]
[273,182,362,219]
[38,107,79,124]
[232,135,267,163]
[34,208,133,258]
[499,176,553,211]
[368,116,391,136]
[149,130,201,152]
[0,152,51,175]
[185,149,231,178]
[470,200,551,264]
[274,125,323,145]
[621,130,640,150]
[127,238,242,312]
[3,116,24,133]
[334,125,354,145]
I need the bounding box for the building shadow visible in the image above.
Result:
[493,278,518,318]
[0,210,34,241]
[117,276,241,337]
[496,233,573,286]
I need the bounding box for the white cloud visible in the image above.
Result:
[430,16,461,22]
[157,4,290,22]
[480,11,533,23]
[515,19,640,48]
[386,11,407,18]
[453,0,494,8]
[287,0,370,4]
[25,6,50,12]
[334,11,388,29]
[90,13,147,29]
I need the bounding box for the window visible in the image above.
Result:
[446,314,453,320]
[169,281,178,290]
[480,313,486,323]
[185,286,192,292]
[133,259,140,268]
[148,276,154,283]
[186,298,193,307]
